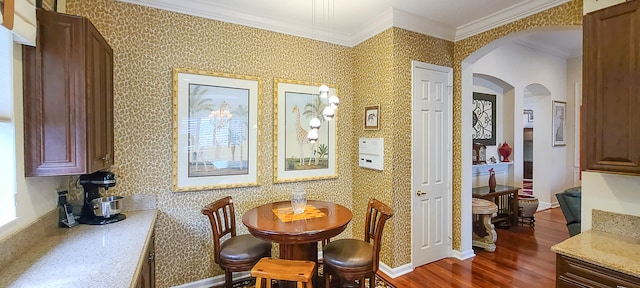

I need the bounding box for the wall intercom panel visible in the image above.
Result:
[358,138,384,171]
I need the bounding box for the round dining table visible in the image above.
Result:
[242,200,352,262]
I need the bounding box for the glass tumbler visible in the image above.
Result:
[291,186,307,214]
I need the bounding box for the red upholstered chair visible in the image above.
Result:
[322,199,394,288]
[202,196,272,288]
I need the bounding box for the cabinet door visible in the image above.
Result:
[23,10,86,176]
[136,233,155,288]
[149,234,155,288]
[582,1,640,175]
[23,10,113,176]
[86,22,114,171]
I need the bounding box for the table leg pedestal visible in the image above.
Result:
[472,212,497,252]
[472,198,499,252]
[279,243,318,262]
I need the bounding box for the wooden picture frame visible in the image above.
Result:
[274,78,337,183]
[172,68,261,191]
[553,100,566,147]
[523,109,534,122]
[472,92,496,146]
[364,105,380,130]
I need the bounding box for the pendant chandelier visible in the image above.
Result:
[307,0,339,144]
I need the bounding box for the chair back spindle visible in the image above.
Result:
[364,199,393,272]
[323,198,393,287]
[202,196,271,288]
[202,196,238,264]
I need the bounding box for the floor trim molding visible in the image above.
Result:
[452,249,476,260]
[378,262,413,279]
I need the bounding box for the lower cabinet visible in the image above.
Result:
[136,233,156,288]
[556,254,640,288]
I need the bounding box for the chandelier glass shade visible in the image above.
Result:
[306,0,339,142]
[306,84,339,142]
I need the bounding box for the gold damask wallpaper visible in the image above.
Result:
[67,1,355,286]
[64,0,582,286]
[352,29,395,266]
[350,27,453,267]
[390,28,453,264]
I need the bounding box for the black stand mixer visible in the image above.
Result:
[78,171,126,225]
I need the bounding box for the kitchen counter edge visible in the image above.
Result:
[551,229,640,278]
[0,209,157,288]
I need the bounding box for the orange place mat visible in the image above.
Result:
[272,205,327,223]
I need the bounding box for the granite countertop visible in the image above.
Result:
[0,210,157,288]
[551,229,640,278]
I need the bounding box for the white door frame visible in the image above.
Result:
[411,61,454,267]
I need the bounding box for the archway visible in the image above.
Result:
[459,26,581,256]
[523,83,552,203]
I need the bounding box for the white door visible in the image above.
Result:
[412,62,452,267]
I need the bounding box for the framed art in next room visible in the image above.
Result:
[552,100,566,147]
[472,92,496,146]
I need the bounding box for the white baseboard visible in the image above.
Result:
[173,259,439,285]
[452,249,475,260]
[171,272,250,288]
[378,262,413,279]
[173,262,410,287]
[538,201,552,211]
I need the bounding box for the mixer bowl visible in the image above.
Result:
[91,196,123,218]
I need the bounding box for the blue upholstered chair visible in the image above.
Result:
[556,187,582,237]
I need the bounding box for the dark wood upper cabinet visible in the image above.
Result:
[23,9,114,176]
[582,0,640,175]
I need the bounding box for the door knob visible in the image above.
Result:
[417,190,426,196]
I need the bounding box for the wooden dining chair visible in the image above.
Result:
[202,196,272,288]
[322,198,394,288]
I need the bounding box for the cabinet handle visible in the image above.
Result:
[103,153,110,164]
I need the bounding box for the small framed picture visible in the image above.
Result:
[552,100,566,147]
[364,105,380,130]
[523,109,534,122]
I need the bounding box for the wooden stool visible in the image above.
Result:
[251,258,315,288]
[472,198,498,252]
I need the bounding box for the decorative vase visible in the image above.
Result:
[518,195,539,218]
[498,142,512,162]
[488,168,496,192]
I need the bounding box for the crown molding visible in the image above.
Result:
[455,0,570,41]
[348,8,394,47]
[392,9,456,42]
[118,0,570,47]
[342,8,456,46]
[117,0,354,46]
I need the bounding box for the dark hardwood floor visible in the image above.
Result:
[380,208,569,288]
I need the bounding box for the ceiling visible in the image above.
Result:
[514,30,583,58]
[117,0,580,56]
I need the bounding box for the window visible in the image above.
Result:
[0,26,17,226]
